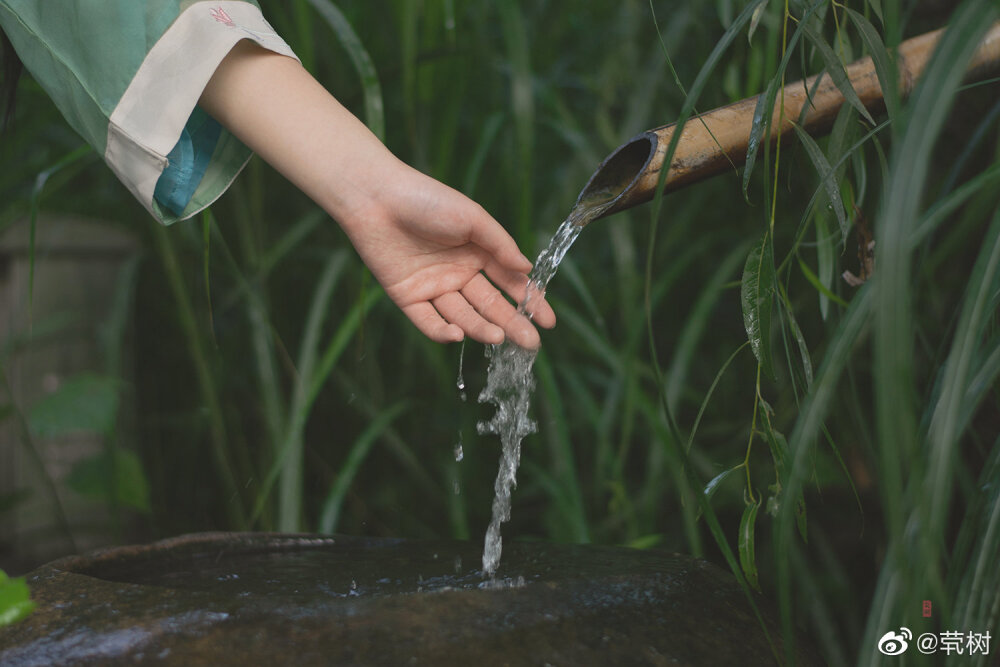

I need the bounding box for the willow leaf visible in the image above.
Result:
[800,21,875,125]
[739,498,762,591]
[741,233,775,379]
[845,8,900,122]
[793,123,849,241]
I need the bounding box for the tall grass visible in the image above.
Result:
[2,0,998,664]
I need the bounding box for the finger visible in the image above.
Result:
[401,302,464,344]
[432,292,504,345]
[463,204,533,273]
[483,263,557,330]
[461,273,542,350]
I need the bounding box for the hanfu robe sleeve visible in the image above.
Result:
[0,1,298,223]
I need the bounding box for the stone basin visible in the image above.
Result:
[0,532,821,665]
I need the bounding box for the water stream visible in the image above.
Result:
[477,194,616,578]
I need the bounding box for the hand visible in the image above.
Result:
[200,41,554,347]
[343,165,555,347]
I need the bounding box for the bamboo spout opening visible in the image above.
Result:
[573,132,658,222]
[572,22,1000,224]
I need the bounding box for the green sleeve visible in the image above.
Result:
[0,1,298,223]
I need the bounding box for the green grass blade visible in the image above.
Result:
[953,436,1000,635]
[276,250,349,530]
[862,1,999,657]
[497,1,535,242]
[815,212,834,320]
[666,242,747,410]
[774,284,873,666]
[535,352,589,543]
[306,0,385,140]
[924,206,1000,539]
[461,112,505,198]
[318,400,410,534]
[797,254,849,308]
[686,342,751,458]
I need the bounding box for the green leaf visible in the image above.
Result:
[739,498,762,591]
[815,212,834,320]
[743,75,779,198]
[779,286,814,388]
[627,534,665,550]
[800,20,876,126]
[66,449,151,513]
[0,569,36,627]
[793,124,849,242]
[306,0,385,141]
[747,0,769,45]
[761,415,808,542]
[741,0,820,198]
[845,8,899,123]
[704,465,742,500]
[318,401,409,534]
[797,254,849,308]
[868,0,883,24]
[28,373,119,438]
[765,422,790,477]
[741,233,776,379]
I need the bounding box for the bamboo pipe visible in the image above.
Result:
[576,22,1000,221]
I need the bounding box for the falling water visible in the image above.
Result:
[478,194,616,578]
[456,340,468,401]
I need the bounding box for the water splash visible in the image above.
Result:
[478,197,615,578]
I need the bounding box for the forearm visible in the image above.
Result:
[198,39,402,228]
[198,39,554,347]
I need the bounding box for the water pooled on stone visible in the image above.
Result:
[478,196,615,578]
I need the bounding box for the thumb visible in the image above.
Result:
[465,205,533,274]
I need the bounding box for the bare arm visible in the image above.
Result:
[199,40,554,348]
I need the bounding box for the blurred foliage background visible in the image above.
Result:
[2,0,999,664]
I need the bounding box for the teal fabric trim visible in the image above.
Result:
[153,106,222,216]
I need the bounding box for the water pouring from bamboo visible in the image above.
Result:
[478,21,1000,580]
[575,22,1000,222]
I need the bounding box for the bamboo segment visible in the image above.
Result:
[577,22,1000,221]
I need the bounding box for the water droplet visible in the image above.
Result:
[454,442,464,462]
[453,479,461,495]
[456,339,467,401]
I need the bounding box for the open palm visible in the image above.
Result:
[345,169,556,348]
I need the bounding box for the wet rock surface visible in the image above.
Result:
[0,532,821,665]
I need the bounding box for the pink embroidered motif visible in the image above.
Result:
[210,7,235,26]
